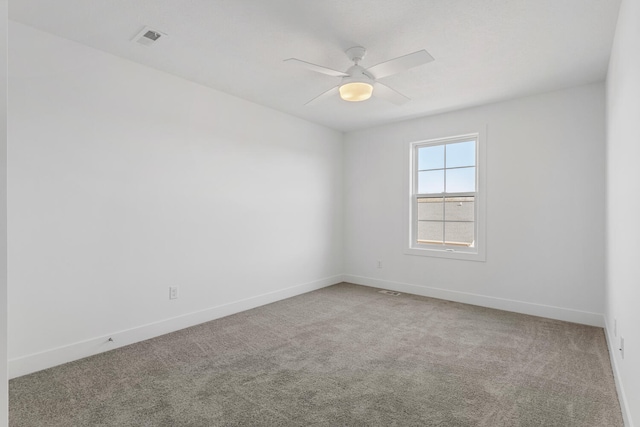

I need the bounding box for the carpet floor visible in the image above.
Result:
[9,283,623,426]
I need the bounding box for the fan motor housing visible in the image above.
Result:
[341,65,374,85]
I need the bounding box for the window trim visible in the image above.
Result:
[404,129,486,262]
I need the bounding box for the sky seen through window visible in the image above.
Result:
[418,141,475,194]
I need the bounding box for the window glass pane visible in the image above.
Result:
[418,170,444,194]
[417,221,443,244]
[444,222,475,246]
[445,167,475,193]
[418,145,444,170]
[446,141,475,168]
[417,197,444,221]
[411,136,481,254]
[444,197,474,222]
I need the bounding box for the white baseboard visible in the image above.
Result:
[343,274,604,327]
[604,318,634,427]
[9,275,344,379]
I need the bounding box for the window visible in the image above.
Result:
[406,133,485,261]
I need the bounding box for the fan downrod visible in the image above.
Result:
[345,46,366,64]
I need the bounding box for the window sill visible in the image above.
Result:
[404,246,486,262]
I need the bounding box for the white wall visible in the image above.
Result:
[0,0,7,425]
[7,22,343,377]
[606,0,640,424]
[344,83,606,326]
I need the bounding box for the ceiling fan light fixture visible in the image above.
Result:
[286,46,433,105]
[339,82,373,102]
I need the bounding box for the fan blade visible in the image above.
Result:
[284,58,349,77]
[305,86,340,106]
[366,50,434,79]
[374,82,410,105]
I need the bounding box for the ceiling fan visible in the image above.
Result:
[284,46,434,106]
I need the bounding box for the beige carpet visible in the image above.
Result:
[10,283,623,426]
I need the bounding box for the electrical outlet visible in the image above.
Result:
[377,260,382,269]
[169,286,179,300]
[619,336,625,359]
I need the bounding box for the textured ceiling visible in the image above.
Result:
[9,0,621,132]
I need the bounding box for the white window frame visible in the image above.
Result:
[404,130,486,262]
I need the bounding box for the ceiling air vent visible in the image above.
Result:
[132,26,166,47]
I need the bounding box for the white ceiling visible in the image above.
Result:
[9,0,621,132]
